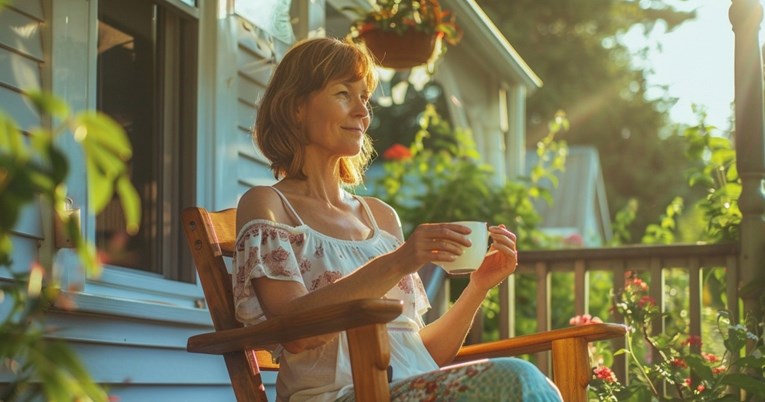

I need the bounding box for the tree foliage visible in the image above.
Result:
[476,0,699,241]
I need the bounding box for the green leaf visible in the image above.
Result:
[613,348,628,356]
[74,112,132,159]
[83,138,128,179]
[24,91,70,119]
[720,374,765,397]
[116,175,141,234]
[0,112,26,157]
[735,355,765,369]
[0,234,12,265]
[76,239,101,277]
[86,158,114,214]
[47,144,70,186]
[685,354,713,382]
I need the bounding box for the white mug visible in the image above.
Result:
[439,221,489,275]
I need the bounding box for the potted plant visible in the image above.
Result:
[347,0,463,70]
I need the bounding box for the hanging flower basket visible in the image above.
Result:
[359,28,441,70]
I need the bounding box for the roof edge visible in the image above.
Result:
[445,0,542,90]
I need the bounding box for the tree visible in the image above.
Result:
[476,0,699,241]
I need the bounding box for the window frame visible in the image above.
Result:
[49,0,200,307]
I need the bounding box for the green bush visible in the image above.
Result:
[362,104,570,337]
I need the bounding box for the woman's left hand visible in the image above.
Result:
[469,224,518,291]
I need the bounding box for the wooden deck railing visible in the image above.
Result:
[429,243,740,379]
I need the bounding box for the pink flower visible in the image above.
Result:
[712,366,726,375]
[569,314,604,326]
[696,384,706,393]
[593,366,617,383]
[383,144,412,160]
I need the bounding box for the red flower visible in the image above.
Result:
[671,357,687,368]
[626,277,649,292]
[702,352,719,363]
[383,144,412,160]
[712,366,726,375]
[638,296,655,307]
[593,366,617,383]
[684,335,702,347]
[563,233,584,247]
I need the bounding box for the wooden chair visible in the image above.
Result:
[182,206,627,402]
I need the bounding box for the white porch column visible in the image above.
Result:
[505,85,527,180]
[730,0,765,324]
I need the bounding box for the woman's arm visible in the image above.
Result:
[419,225,519,366]
[237,189,472,353]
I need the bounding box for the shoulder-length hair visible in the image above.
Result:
[254,37,379,185]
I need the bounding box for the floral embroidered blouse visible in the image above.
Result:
[233,188,439,402]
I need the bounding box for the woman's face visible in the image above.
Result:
[298,77,371,158]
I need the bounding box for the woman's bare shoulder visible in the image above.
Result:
[236,186,293,231]
[359,196,403,240]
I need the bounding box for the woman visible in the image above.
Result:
[233,37,562,402]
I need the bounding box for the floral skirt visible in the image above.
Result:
[335,357,563,402]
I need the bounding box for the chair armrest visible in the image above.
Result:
[453,323,626,363]
[187,298,404,355]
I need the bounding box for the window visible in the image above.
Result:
[96,0,197,281]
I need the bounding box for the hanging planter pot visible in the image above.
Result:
[346,0,462,70]
[359,28,441,70]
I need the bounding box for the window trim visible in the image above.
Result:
[158,0,198,19]
[94,0,198,282]
[49,0,202,310]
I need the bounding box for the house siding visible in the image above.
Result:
[1,1,44,280]
[235,16,277,191]
[0,2,275,400]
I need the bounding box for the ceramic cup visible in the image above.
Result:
[439,221,489,275]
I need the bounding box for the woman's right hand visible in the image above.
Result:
[393,223,473,273]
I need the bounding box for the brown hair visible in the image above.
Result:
[254,37,378,185]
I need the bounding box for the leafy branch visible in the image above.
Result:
[0,90,140,401]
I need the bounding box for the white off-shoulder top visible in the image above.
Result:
[233,188,439,402]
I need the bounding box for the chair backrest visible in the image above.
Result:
[182,207,278,402]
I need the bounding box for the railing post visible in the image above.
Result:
[729,0,765,325]
[535,261,551,375]
[499,275,516,339]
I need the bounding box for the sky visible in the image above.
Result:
[623,0,764,131]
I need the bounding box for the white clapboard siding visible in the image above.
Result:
[235,16,277,190]
[2,234,38,277]
[0,3,253,400]
[0,6,44,61]
[2,2,45,275]
[0,47,41,90]
[0,4,43,131]
[0,2,44,129]
[7,0,43,20]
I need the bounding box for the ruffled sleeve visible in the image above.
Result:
[233,220,306,325]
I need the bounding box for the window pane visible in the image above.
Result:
[96,0,158,271]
